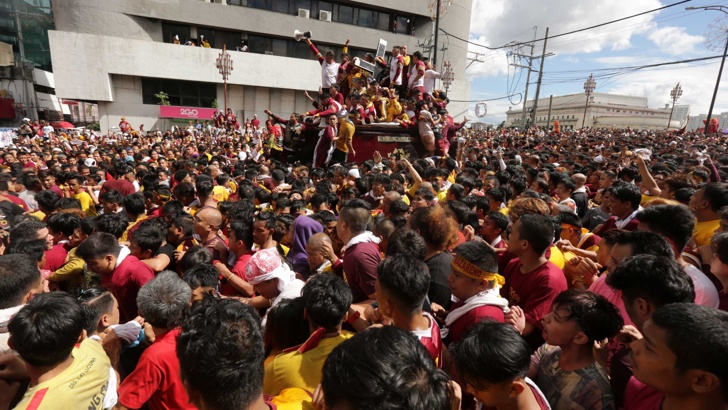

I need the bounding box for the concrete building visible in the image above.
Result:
[48,0,472,133]
[506,92,682,130]
[687,112,728,132]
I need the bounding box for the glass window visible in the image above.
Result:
[337,5,353,24]
[377,12,390,31]
[249,0,269,10]
[228,0,244,5]
[162,23,190,44]
[272,38,287,55]
[294,0,311,12]
[272,0,290,13]
[358,9,373,27]
[318,1,332,12]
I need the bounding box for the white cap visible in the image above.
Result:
[84,158,97,167]
[348,168,360,179]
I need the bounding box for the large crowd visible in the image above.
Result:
[0,39,728,410]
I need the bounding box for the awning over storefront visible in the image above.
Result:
[159,105,217,120]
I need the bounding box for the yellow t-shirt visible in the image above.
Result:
[549,245,566,270]
[497,207,510,217]
[263,331,354,396]
[48,247,85,288]
[640,194,657,205]
[693,219,720,247]
[14,338,111,409]
[120,214,148,242]
[74,191,97,216]
[335,119,355,152]
[212,185,229,203]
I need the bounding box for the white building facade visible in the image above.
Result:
[48,0,472,133]
[507,92,684,130]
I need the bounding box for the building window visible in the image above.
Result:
[141,78,217,108]
[162,22,191,44]
[225,0,406,34]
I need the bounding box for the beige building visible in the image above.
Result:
[507,92,682,130]
[48,0,472,133]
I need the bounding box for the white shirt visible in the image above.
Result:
[684,264,720,308]
[389,55,403,85]
[42,125,54,134]
[321,60,340,88]
[424,69,441,94]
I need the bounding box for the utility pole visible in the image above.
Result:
[530,27,549,127]
[433,0,441,65]
[546,95,553,129]
[508,28,537,129]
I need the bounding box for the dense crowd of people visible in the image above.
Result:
[1,37,728,410]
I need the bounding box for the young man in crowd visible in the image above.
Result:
[436,241,508,345]
[607,254,696,409]
[501,213,568,351]
[629,303,728,410]
[263,274,353,396]
[116,271,194,410]
[375,254,442,365]
[335,199,381,311]
[319,326,452,410]
[636,204,720,308]
[8,293,110,409]
[214,218,255,297]
[76,232,154,323]
[452,321,550,409]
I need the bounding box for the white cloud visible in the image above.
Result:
[591,56,647,66]
[647,26,704,55]
[469,0,662,57]
[603,61,728,117]
[463,35,509,79]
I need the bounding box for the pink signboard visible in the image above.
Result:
[159,105,218,119]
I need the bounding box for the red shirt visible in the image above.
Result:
[118,328,196,410]
[220,251,254,296]
[501,260,567,348]
[44,242,71,272]
[4,194,28,211]
[445,304,506,346]
[100,179,136,197]
[413,313,443,367]
[101,254,155,323]
[623,376,663,410]
[343,241,381,303]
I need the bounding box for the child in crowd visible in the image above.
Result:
[529,289,624,410]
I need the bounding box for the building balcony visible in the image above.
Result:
[48,30,321,102]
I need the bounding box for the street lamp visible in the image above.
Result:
[441,60,454,93]
[582,74,596,129]
[215,45,233,113]
[686,5,728,134]
[667,82,683,129]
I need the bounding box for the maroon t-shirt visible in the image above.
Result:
[100,179,136,197]
[445,304,506,345]
[343,241,381,303]
[501,259,567,350]
[594,216,638,236]
[44,242,71,272]
[101,254,155,323]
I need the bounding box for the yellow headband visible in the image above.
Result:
[452,255,505,286]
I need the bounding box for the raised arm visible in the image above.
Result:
[306,38,325,64]
[634,155,661,196]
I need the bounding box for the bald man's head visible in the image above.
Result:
[194,208,223,239]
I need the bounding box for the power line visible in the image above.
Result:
[449,93,523,103]
[442,0,694,50]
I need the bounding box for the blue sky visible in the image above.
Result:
[457,0,728,123]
